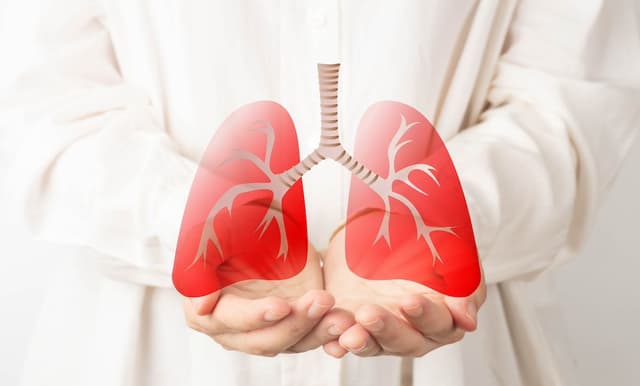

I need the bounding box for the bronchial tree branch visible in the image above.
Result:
[280,63,381,188]
[189,123,291,270]
[188,182,271,269]
[366,115,456,265]
[389,191,456,265]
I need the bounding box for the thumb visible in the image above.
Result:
[190,291,221,315]
[444,277,486,332]
[445,297,478,332]
[446,263,487,331]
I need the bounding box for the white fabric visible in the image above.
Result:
[1,0,639,385]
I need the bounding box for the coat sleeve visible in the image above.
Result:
[0,0,196,284]
[447,0,640,284]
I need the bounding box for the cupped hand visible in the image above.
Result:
[321,229,486,358]
[182,245,355,356]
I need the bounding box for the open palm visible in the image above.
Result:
[183,244,355,356]
[321,228,486,357]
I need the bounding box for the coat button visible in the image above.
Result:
[309,11,327,28]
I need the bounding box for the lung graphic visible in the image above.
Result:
[172,64,481,298]
[346,102,480,297]
[172,102,308,297]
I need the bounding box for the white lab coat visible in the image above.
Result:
[1,0,638,385]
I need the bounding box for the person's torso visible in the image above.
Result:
[99,0,507,249]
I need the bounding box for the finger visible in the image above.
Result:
[288,307,355,353]
[214,290,335,356]
[190,292,221,315]
[323,340,348,359]
[400,294,457,340]
[444,297,478,332]
[338,324,382,357]
[185,294,291,335]
[356,304,432,357]
[444,266,486,332]
[445,277,486,332]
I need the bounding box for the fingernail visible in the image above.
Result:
[363,319,384,332]
[404,304,423,317]
[264,308,288,322]
[328,325,342,336]
[350,341,368,353]
[466,302,477,322]
[307,301,329,319]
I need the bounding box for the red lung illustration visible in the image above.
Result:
[346,102,480,297]
[172,102,308,297]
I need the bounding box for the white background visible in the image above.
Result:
[552,135,640,386]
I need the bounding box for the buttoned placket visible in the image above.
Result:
[279,1,345,386]
[306,0,350,244]
[308,0,340,63]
